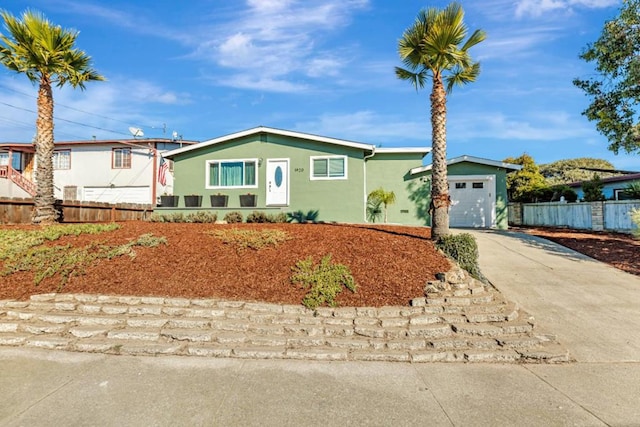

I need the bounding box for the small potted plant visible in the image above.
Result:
[239,193,257,207]
[159,193,179,207]
[184,194,203,207]
[210,193,228,207]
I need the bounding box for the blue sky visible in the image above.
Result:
[1,0,638,170]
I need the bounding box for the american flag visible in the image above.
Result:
[158,156,169,186]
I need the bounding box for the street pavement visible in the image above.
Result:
[1,229,639,426]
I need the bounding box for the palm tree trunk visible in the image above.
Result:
[32,76,59,224]
[430,75,450,240]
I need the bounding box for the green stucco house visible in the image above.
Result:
[162,127,520,228]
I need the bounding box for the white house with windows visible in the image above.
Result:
[0,138,195,205]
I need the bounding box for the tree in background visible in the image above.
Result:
[622,182,640,199]
[504,154,547,202]
[582,174,606,201]
[395,2,485,240]
[573,0,640,155]
[0,10,104,224]
[540,158,616,186]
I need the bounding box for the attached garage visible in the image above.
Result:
[409,155,521,230]
[82,186,151,204]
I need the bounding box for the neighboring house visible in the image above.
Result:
[163,127,519,228]
[568,173,640,200]
[0,138,195,205]
[409,155,522,229]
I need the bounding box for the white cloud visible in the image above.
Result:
[295,111,429,144]
[49,0,191,44]
[449,110,595,141]
[514,0,618,18]
[198,0,369,92]
[0,76,187,142]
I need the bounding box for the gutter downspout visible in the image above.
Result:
[363,147,376,223]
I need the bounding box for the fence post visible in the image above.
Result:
[591,201,604,231]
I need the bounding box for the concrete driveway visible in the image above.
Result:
[465,229,640,363]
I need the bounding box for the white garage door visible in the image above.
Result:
[448,175,495,228]
[83,186,151,204]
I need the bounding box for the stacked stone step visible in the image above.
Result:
[0,292,570,363]
[412,265,570,362]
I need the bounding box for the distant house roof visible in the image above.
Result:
[163,126,431,158]
[0,138,197,153]
[409,155,523,175]
[568,172,640,188]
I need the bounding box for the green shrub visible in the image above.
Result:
[435,233,483,280]
[267,212,288,223]
[224,211,243,223]
[291,254,356,309]
[185,211,217,223]
[1,231,167,287]
[582,174,606,201]
[246,211,269,223]
[287,210,319,223]
[623,182,640,200]
[210,228,290,251]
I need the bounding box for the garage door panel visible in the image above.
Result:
[83,186,150,204]
[448,176,495,228]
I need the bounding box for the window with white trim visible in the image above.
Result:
[112,148,131,169]
[0,152,8,166]
[206,159,257,188]
[310,156,347,180]
[53,150,71,170]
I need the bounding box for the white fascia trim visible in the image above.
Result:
[164,126,374,158]
[409,155,523,175]
[375,147,432,155]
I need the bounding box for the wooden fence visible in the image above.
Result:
[0,198,153,224]
[509,201,640,232]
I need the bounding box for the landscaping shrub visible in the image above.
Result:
[267,212,288,223]
[290,254,356,309]
[582,174,606,201]
[287,209,319,223]
[435,233,483,280]
[0,226,166,287]
[210,228,290,251]
[246,211,269,223]
[154,212,185,223]
[224,211,243,224]
[185,211,217,223]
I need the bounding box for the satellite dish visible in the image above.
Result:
[128,127,144,138]
[172,131,178,140]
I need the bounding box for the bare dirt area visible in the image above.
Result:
[0,222,452,306]
[517,227,640,276]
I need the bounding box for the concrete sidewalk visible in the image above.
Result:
[466,229,640,363]
[1,348,639,426]
[1,230,639,426]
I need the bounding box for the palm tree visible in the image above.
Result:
[368,188,396,223]
[395,2,485,240]
[0,9,104,224]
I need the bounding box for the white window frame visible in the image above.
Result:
[112,147,132,169]
[0,152,8,166]
[205,158,259,189]
[53,150,71,170]
[310,155,348,180]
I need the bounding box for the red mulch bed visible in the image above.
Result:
[0,222,452,306]
[516,227,640,276]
